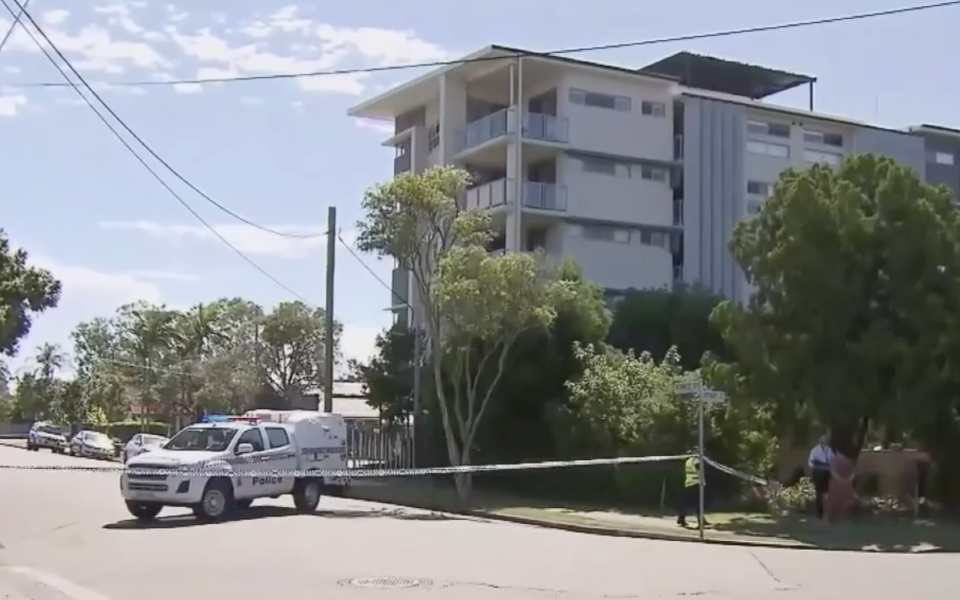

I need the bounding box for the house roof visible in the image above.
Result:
[639,51,816,100]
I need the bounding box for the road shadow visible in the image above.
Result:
[102,505,455,530]
[710,514,960,552]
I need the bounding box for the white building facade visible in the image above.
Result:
[350,46,930,316]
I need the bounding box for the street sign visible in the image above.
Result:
[673,380,702,396]
[701,389,728,404]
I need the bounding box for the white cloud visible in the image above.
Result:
[33,256,163,305]
[99,220,330,260]
[0,18,171,73]
[41,9,70,26]
[355,118,393,134]
[0,94,27,117]
[172,82,203,94]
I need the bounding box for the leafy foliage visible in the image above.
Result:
[0,229,61,357]
[8,298,340,425]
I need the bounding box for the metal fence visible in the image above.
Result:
[345,419,413,470]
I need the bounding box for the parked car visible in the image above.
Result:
[26,422,67,453]
[122,433,168,463]
[69,430,115,460]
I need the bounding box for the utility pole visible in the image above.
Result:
[323,206,336,413]
[411,309,421,467]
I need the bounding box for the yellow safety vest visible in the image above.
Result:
[684,457,702,488]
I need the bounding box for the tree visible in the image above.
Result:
[350,324,420,427]
[356,166,574,499]
[0,229,61,356]
[259,300,338,399]
[710,154,960,460]
[607,286,726,371]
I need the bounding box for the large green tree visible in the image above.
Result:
[355,166,576,499]
[710,154,960,461]
[0,229,61,357]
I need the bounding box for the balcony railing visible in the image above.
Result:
[464,179,510,210]
[522,181,567,212]
[455,108,569,154]
[522,113,569,144]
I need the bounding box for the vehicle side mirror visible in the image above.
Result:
[236,443,254,456]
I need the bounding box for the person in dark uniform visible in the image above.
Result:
[677,448,708,528]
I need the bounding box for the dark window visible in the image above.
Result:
[265,427,290,449]
[236,429,264,453]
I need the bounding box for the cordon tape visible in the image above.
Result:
[0,453,774,485]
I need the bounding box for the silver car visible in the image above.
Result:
[70,431,115,460]
[27,422,67,453]
[122,433,168,463]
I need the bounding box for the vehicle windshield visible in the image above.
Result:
[164,427,237,452]
[39,425,61,435]
[88,432,112,446]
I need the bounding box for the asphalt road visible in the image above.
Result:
[0,445,956,600]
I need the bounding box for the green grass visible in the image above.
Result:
[347,479,960,553]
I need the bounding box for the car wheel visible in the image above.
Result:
[125,501,163,521]
[193,479,234,522]
[293,477,322,513]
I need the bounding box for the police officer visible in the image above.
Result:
[677,447,708,528]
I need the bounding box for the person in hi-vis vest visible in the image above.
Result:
[677,448,708,528]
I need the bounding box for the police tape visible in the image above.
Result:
[0,453,694,479]
[703,456,772,487]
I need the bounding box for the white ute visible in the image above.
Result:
[121,410,349,522]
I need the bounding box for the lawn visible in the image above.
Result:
[346,479,960,553]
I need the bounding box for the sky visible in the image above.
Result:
[0,0,958,376]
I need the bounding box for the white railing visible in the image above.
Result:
[464,178,510,210]
[455,109,570,153]
[522,182,567,212]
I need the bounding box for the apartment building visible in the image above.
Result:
[349,45,945,315]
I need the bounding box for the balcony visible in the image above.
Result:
[673,198,683,226]
[464,179,509,210]
[455,108,569,154]
[523,181,567,212]
[674,134,684,161]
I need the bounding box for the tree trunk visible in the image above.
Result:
[453,447,473,503]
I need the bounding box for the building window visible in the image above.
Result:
[582,225,630,244]
[747,200,762,215]
[569,88,631,112]
[804,149,842,166]
[638,229,671,249]
[641,100,666,117]
[427,122,440,152]
[929,151,956,166]
[803,129,844,148]
[747,140,790,158]
[747,180,772,196]
[747,120,791,139]
[580,157,619,175]
[639,164,668,182]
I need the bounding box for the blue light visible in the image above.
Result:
[201,415,230,423]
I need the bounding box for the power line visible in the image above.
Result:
[12,1,960,89]
[0,0,27,56]
[336,232,411,310]
[1,6,322,240]
[0,0,313,304]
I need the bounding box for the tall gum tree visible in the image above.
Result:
[710,154,960,461]
[355,166,574,500]
[0,229,61,357]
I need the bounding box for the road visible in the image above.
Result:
[0,444,955,600]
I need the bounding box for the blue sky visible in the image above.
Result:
[1,0,958,375]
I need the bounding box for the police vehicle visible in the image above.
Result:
[121,410,349,522]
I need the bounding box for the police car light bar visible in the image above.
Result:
[201,415,230,423]
[226,416,261,423]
